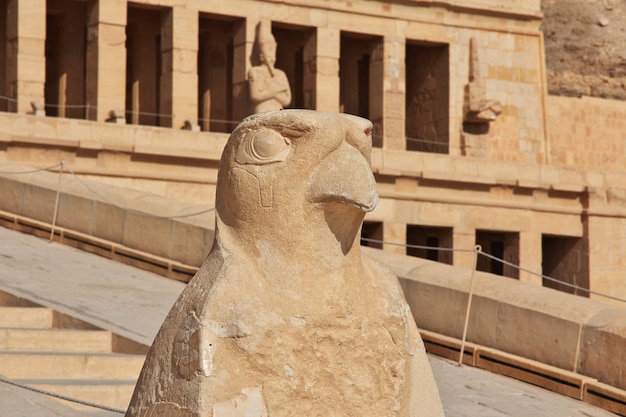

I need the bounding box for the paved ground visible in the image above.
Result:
[0,226,618,416]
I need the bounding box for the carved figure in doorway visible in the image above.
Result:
[248,21,292,114]
[125,110,444,417]
[464,37,502,123]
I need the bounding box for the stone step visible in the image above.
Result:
[0,352,145,380]
[0,307,54,328]
[14,379,137,411]
[0,328,114,352]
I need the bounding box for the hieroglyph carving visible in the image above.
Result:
[125,110,444,417]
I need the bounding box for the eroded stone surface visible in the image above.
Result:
[125,110,444,417]
[464,37,503,124]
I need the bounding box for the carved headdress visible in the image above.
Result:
[256,20,276,46]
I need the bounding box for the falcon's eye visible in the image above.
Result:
[236,129,291,165]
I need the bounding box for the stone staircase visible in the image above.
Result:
[0,290,147,412]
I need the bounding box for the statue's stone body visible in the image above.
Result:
[125,110,444,417]
[248,21,291,114]
[464,37,502,123]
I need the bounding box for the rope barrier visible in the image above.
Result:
[0,162,63,175]
[360,236,626,304]
[0,375,125,414]
[60,161,215,220]
[197,116,242,126]
[360,237,474,253]
[0,160,215,220]
[44,102,95,109]
[123,109,174,119]
[477,249,626,304]
[373,134,450,148]
[0,94,18,103]
[1,160,623,303]
[459,244,481,365]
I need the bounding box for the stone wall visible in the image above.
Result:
[547,95,626,170]
[364,247,626,392]
[0,162,214,269]
[2,165,626,396]
[2,0,626,308]
[0,0,548,160]
[0,112,228,205]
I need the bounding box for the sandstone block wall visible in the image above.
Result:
[0,0,549,161]
[2,165,625,395]
[547,95,626,170]
[363,247,626,392]
[0,162,215,268]
[0,112,228,205]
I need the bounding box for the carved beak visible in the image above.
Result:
[307,142,379,212]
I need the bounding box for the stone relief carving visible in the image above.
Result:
[464,37,503,123]
[125,110,444,417]
[248,21,292,114]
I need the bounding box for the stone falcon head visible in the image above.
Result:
[215,110,378,257]
[125,110,445,417]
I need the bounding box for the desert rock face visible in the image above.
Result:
[542,0,626,100]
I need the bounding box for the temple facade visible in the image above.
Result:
[1,0,626,303]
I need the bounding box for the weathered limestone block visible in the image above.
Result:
[126,110,444,417]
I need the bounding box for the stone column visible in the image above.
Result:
[161,7,198,129]
[378,36,405,150]
[6,0,46,114]
[232,18,256,122]
[85,0,127,122]
[519,231,542,285]
[383,221,406,255]
[453,228,476,270]
[303,27,339,112]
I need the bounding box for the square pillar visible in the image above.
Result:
[303,27,339,112]
[86,0,127,122]
[7,0,46,114]
[376,36,405,150]
[519,231,542,285]
[453,228,476,270]
[232,18,257,122]
[161,7,198,129]
[383,221,406,255]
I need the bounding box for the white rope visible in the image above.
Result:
[2,161,621,303]
[0,375,125,414]
[477,249,626,304]
[0,160,214,220]
[0,94,18,103]
[60,161,215,220]
[0,162,63,175]
[197,116,242,126]
[360,236,626,304]
[372,134,449,148]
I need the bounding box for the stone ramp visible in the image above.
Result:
[0,225,619,416]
